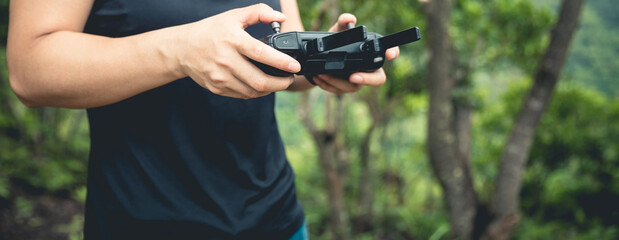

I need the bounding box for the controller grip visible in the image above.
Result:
[250,59,295,77]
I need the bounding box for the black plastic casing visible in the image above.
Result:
[253,31,386,79]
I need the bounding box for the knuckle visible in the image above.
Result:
[256,3,270,10]
[208,72,227,84]
[256,45,264,55]
[221,35,234,45]
[214,58,231,69]
[250,44,264,58]
[252,78,268,92]
[222,33,239,47]
[247,89,261,99]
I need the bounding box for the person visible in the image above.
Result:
[7,0,399,239]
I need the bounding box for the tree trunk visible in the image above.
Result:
[356,88,397,231]
[298,90,350,240]
[425,0,478,239]
[299,0,350,238]
[483,0,586,239]
[358,116,376,228]
[315,131,348,240]
[455,104,472,165]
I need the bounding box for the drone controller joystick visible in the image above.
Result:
[251,22,421,83]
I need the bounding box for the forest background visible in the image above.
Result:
[0,0,617,239]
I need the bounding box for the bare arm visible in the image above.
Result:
[7,0,300,108]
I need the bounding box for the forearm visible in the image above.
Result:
[8,28,183,109]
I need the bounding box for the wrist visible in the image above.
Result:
[156,26,188,80]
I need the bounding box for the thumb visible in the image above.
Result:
[235,3,287,29]
[328,13,357,32]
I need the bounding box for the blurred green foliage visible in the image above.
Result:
[277,80,619,239]
[470,77,619,239]
[1,0,617,239]
[564,3,619,97]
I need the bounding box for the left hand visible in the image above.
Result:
[312,13,400,94]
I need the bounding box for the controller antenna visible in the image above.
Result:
[271,22,281,33]
[347,22,355,30]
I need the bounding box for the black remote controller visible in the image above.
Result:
[252,22,421,81]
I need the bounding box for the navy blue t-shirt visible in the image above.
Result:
[82,1,304,239]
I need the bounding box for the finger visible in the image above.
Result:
[224,79,266,99]
[215,71,271,99]
[200,70,254,98]
[314,76,345,94]
[386,47,400,60]
[235,3,287,28]
[203,53,281,99]
[328,13,357,32]
[230,55,295,93]
[317,74,362,93]
[236,34,301,73]
[349,68,387,87]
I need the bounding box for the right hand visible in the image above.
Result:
[174,4,301,99]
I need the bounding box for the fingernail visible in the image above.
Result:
[350,75,362,83]
[272,11,286,19]
[288,62,301,72]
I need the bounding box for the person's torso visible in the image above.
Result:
[82,1,304,239]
